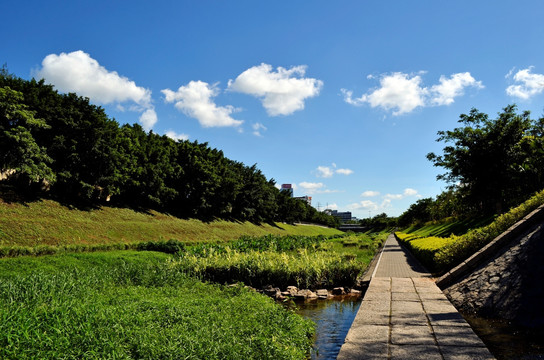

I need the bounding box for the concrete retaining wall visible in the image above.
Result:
[438,207,544,328]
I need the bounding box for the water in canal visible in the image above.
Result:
[462,313,544,360]
[291,295,362,359]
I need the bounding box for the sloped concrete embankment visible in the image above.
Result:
[437,205,544,328]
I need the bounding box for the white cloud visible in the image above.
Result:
[347,200,379,211]
[384,188,420,200]
[316,166,334,178]
[506,67,544,99]
[162,81,243,128]
[298,182,324,194]
[228,63,323,116]
[361,190,380,197]
[336,168,353,175]
[430,73,483,106]
[342,71,483,115]
[318,189,342,194]
[315,164,353,178]
[342,72,426,115]
[252,122,267,137]
[36,51,151,106]
[325,203,338,210]
[165,130,189,141]
[384,193,404,200]
[403,188,418,196]
[139,108,158,131]
[35,50,156,129]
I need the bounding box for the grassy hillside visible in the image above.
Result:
[0,197,342,248]
[396,189,544,273]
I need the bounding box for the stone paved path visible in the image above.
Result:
[337,234,495,359]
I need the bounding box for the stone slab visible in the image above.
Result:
[337,341,388,360]
[440,345,495,360]
[390,344,443,360]
[433,325,488,347]
[390,324,436,345]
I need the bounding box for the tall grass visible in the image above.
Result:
[0,251,315,359]
[174,233,382,289]
[174,248,363,289]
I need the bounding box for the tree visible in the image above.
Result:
[397,198,433,227]
[0,86,55,186]
[427,105,532,214]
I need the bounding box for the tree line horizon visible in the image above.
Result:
[2,66,543,229]
[0,67,339,227]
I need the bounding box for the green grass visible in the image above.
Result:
[401,216,494,238]
[0,251,315,359]
[176,233,384,289]
[397,189,544,274]
[0,197,342,255]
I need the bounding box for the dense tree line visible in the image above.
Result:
[400,105,544,226]
[0,69,338,227]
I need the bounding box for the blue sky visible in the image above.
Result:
[3,1,544,217]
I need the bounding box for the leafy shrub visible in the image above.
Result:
[397,189,544,274]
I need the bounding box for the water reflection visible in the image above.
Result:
[462,313,544,360]
[292,296,362,359]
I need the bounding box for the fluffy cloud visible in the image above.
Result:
[316,166,334,178]
[139,109,158,131]
[361,190,380,197]
[384,188,419,200]
[162,81,243,128]
[430,73,483,106]
[342,71,482,115]
[35,50,156,130]
[228,63,323,116]
[336,168,354,175]
[315,164,353,178]
[298,182,324,194]
[165,130,189,141]
[403,188,418,196]
[347,200,379,211]
[506,67,544,99]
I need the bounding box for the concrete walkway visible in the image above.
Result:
[337,235,495,359]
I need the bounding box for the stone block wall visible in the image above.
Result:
[443,223,544,327]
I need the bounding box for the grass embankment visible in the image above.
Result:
[0,198,341,257]
[396,189,544,274]
[0,251,315,359]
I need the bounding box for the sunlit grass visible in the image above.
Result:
[0,251,315,359]
[0,197,342,251]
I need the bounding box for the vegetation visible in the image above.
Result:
[358,213,398,232]
[427,105,544,216]
[0,233,383,359]
[174,233,384,289]
[397,189,544,273]
[0,68,338,227]
[0,193,341,258]
[0,251,315,359]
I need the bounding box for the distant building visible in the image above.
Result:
[326,209,352,223]
[294,196,312,206]
[280,184,293,197]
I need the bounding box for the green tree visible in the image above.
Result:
[427,105,532,214]
[0,86,55,185]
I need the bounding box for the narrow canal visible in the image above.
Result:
[462,313,544,360]
[292,296,362,360]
